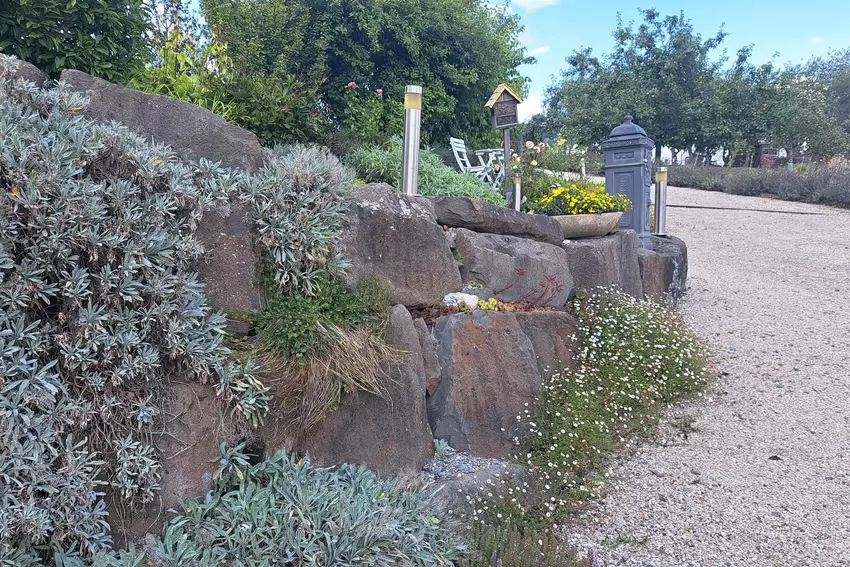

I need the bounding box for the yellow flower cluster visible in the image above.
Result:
[529,183,631,216]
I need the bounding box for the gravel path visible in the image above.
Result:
[566,187,850,566]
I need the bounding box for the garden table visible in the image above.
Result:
[474,148,505,190]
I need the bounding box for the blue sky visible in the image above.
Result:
[513,0,850,120]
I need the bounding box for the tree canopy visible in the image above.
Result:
[539,9,850,162]
[202,0,532,147]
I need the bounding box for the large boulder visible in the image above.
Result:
[339,183,462,308]
[453,229,573,307]
[3,59,49,87]
[195,201,259,332]
[111,383,238,545]
[414,317,442,396]
[560,229,643,298]
[513,311,578,376]
[289,305,434,476]
[430,197,564,245]
[638,235,688,304]
[427,310,579,459]
[60,69,265,170]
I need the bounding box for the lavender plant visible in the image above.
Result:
[240,143,352,296]
[0,55,264,564]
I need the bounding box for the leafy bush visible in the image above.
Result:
[0,0,148,82]
[528,183,630,216]
[241,144,352,296]
[0,56,266,564]
[668,164,850,208]
[349,139,507,206]
[128,27,238,122]
[143,448,466,567]
[468,289,709,529]
[255,274,387,362]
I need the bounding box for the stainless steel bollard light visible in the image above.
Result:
[580,157,586,179]
[653,166,668,236]
[513,176,522,211]
[401,85,423,196]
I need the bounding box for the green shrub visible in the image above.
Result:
[241,144,353,296]
[255,274,387,362]
[128,28,238,123]
[470,289,710,529]
[140,448,465,567]
[349,139,507,206]
[0,55,267,564]
[0,0,148,82]
[668,164,850,208]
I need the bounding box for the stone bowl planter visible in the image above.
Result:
[551,211,624,239]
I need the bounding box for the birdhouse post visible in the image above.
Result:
[485,84,523,199]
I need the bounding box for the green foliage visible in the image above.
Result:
[128,26,237,122]
[470,289,709,529]
[460,525,591,567]
[241,144,353,296]
[0,0,148,82]
[543,9,726,153]
[0,56,267,564]
[144,448,466,566]
[668,164,850,208]
[255,274,388,362]
[349,139,507,206]
[540,9,850,161]
[202,0,531,147]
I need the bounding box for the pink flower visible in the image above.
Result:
[347,81,356,88]
[376,88,383,96]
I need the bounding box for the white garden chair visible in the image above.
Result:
[449,137,493,184]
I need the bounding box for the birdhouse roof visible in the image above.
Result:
[484,83,523,108]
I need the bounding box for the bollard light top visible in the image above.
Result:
[405,85,423,94]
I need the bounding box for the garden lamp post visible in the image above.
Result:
[401,85,423,196]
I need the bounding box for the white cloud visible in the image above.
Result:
[809,36,825,44]
[518,93,543,122]
[512,0,559,12]
[528,45,551,56]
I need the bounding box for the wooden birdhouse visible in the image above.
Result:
[485,83,523,129]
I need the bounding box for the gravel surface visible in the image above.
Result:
[565,187,850,566]
[422,446,504,481]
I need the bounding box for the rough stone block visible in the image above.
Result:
[291,305,434,476]
[60,69,265,170]
[427,310,579,459]
[639,235,688,304]
[414,317,442,396]
[195,201,260,321]
[339,184,462,308]
[2,59,49,87]
[430,196,564,244]
[453,229,574,307]
[561,229,643,298]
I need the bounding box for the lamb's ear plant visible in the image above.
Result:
[0,54,268,563]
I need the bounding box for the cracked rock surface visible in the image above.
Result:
[564,186,850,566]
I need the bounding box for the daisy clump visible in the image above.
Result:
[473,288,711,529]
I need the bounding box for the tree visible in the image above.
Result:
[201,0,531,148]
[543,9,727,156]
[0,0,149,82]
